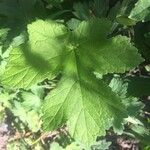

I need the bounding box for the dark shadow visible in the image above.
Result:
[0,0,46,53]
[20,43,51,73]
[127,76,150,97]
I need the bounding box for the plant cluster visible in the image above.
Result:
[0,0,150,149]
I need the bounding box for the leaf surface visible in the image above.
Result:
[129,0,150,22]
[0,0,45,20]
[67,19,143,74]
[1,20,67,88]
[43,67,126,145]
[43,19,143,145]
[1,19,143,146]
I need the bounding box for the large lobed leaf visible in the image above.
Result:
[1,19,143,146]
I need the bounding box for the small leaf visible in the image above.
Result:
[116,15,136,26]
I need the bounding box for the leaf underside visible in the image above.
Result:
[1,19,143,146]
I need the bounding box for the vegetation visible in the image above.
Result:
[0,0,150,149]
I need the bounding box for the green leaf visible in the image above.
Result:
[0,92,11,108]
[129,0,150,22]
[0,28,10,44]
[129,124,150,145]
[11,91,42,132]
[109,76,145,134]
[67,18,81,30]
[27,20,68,65]
[2,19,143,146]
[109,76,128,98]
[20,91,41,111]
[12,102,41,132]
[42,19,143,146]
[91,139,111,150]
[0,0,45,21]
[11,32,27,47]
[73,2,91,20]
[116,0,137,26]
[92,0,109,17]
[1,44,52,88]
[43,75,126,146]
[67,19,143,74]
[110,76,144,114]
[116,16,136,26]
[1,20,67,89]
[50,142,64,150]
[7,140,27,150]
[46,0,63,8]
[108,1,121,21]
[73,0,109,20]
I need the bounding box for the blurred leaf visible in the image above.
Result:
[144,145,150,150]
[66,142,85,150]
[91,140,111,150]
[67,18,81,30]
[0,105,5,122]
[0,92,11,108]
[116,0,137,26]
[30,85,45,99]
[1,20,68,89]
[0,28,10,45]
[109,76,144,116]
[11,32,27,47]
[73,2,91,20]
[109,76,144,134]
[12,101,41,132]
[73,0,109,20]
[129,0,150,22]
[130,124,150,145]
[92,0,109,17]
[20,91,41,111]
[108,1,121,21]
[50,142,64,150]
[11,91,42,132]
[7,140,27,150]
[116,16,136,26]
[46,0,63,8]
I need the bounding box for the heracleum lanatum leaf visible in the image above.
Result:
[1,19,143,146]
